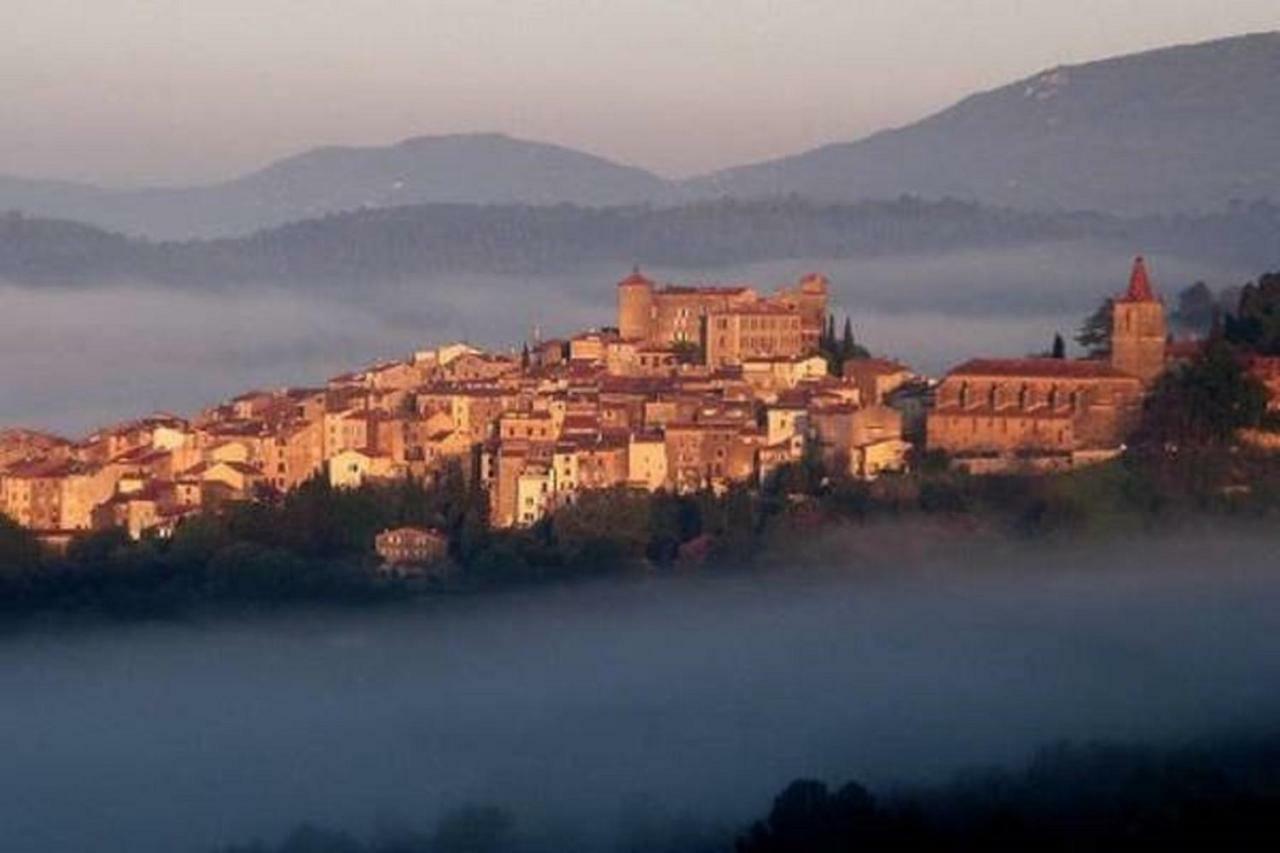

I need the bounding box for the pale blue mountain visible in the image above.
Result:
[0,134,677,239]
[693,32,1280,214]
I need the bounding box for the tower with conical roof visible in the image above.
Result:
[617,265,655,343]
[1110,256,1167,385]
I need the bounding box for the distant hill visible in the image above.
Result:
[4,34,1278,240]
[3,198,1277,289]
[0,134,676,239]
[693,32,1280,214]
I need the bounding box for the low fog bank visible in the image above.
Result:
[2,530,1280,852]
[0,243,1245,435]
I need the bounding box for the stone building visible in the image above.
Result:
[705,305,805,367]
[810,404,911,478]
[925,257,1164,472]
[1111,256,1168,385]
[843,358,913,405]
[616,268,828,362]
[927,359,1144,471]
[375,527,449,575]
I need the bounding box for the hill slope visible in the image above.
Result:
[3,33,1277,237]
[0,134,675,239]
[695,32,1280,214]
[3,198,1277,289]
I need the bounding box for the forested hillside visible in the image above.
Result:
[2,198,1277,289]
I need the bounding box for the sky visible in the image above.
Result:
[2,1,1278,185]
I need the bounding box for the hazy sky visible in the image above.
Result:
[3,0,1277,185]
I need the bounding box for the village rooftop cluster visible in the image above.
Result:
[4,259,1270,560]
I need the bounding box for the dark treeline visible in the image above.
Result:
[213,730,1280,852]
[2,196,1278,288]
[0,459,492,619]
[740,731,1280,852]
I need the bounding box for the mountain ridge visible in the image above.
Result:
[0,133,679,240]
[2,32,1278,237]
[694,31,1280,213]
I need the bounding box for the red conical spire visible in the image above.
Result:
[1123,255,1156,302]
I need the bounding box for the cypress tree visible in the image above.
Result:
[841,317,855,360]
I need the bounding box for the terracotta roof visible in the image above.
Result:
[1247,355,1280,377]
[658,285,752,296]
[0,428,71,446]
[947,358,1133,380]
[617,267,654,289]
[712,302,799,316]
[932,405,1075,420]
[231,390,274,403]
[844,358,910,376]
[1119,255,1157,303]
[377,526,446,540]
[1166,339,1205,360]
[3,458,82,478]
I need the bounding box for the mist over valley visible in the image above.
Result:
[0,244,1246,435]
[4,532,1280,853]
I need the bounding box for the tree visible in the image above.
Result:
[65,527,131,566]
[839,316,870,361]
[671,339,702,365]
[0,513,41,579]
[1224,272,1280,354]
[430,805,514,853]
[519,342,531,370]
[1172,281,1216,336]
[738,778,880,853]
[550,487,652,571]
[1051,332,1066,359]
[1136,338,1268,448]
[1076,298,1114,357]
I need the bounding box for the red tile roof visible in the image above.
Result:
[617,267,654,289]
[658,285,752,296]
[932,405,1075,420]
[844,358,910,376]
[947,358,1133,380]
[1119,255,1157,303]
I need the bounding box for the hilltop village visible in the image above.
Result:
[3,259,1274,557]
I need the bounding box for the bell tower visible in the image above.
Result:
[1110,256,1167,385]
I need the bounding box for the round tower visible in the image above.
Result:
[617,266,655,343]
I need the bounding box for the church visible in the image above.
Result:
[927,257,1167,472]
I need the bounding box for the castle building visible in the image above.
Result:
[705,305,804,367]
[617,268,828,363]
